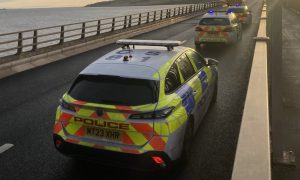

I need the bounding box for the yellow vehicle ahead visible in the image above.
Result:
[228,5,252,25]
[195,10,242,47]
[53,39,219,170]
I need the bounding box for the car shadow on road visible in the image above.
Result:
[67,158,181,180]
[196,43,231,58]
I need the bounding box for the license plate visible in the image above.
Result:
[208,31,219,35]
[85,127,122,141]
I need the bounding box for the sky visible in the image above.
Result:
[0,0,108,8]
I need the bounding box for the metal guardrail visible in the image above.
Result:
[0,2,220,60]
[231,2,271,180]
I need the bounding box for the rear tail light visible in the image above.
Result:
[60,99,76,112]
[130,107,174,119]
[152,156,166,167]
[224,26,234,32]
[55,139,62,148]
[195,26,204,31]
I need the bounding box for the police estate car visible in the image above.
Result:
[53,39,219,170]
[227,4,252,25]
[195,10,242,47]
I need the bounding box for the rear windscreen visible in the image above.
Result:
[69,75,159,106]
[199,18,230,25]
[228,8,246,13]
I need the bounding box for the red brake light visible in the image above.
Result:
[224,26,234,32]
[129,107,174,120]
[242,13,248,17]
[55,139,62,148]
[152,156,166,167]
[195,26,203,31]
[60,99,76,112]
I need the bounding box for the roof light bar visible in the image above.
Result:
[208,10,231,15]
[116,39,185,51]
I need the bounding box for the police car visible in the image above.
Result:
[53,39,219,170]
[227,4,252,25]
[195,10,242,47]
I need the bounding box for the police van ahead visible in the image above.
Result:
[53,39,219,170]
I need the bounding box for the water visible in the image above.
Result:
[0,5,192,57]
[0,5,185,33]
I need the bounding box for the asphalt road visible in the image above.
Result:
[0,0,263,179]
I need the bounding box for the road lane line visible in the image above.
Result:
[0,143,14,154]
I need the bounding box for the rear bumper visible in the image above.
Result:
[196,37,230,43]
[239,16,251,24]
[53,134,172,171]
[195,32,238,44]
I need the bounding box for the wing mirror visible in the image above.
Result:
[205,58,219,66]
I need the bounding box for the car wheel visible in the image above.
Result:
[195,43,201,50]
[180,119,193,163]
[211,82,218,104]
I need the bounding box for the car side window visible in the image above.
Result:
[186,51,206,71]
[177,54,196,81]
[165,63,181,94]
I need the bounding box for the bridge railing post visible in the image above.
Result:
[146,12,150,23]
[129,15,132,27]
[111,18,115,31]
[81,22,86,39]
[138,13,141,25]
[97,20,101,35]
[123,16,127,29]
[17,32,23,55]
[32,30,38,51]
[153,11,156,22]
[59,26,64,45]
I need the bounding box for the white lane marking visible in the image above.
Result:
[0,143,14,154]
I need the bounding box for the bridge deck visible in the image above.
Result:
[0,0,262,179]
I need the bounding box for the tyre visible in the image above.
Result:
[180,119,193,163]
[211,82,218,104]
[195,43,201,50]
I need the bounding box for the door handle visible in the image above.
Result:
[193,90,198,96]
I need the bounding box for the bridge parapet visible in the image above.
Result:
[231,2,271,180]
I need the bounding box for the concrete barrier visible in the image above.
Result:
[231,3,271,180]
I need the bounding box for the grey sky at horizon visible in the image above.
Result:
[0,0,108,8]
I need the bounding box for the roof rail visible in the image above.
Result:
[116,39,186,51]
